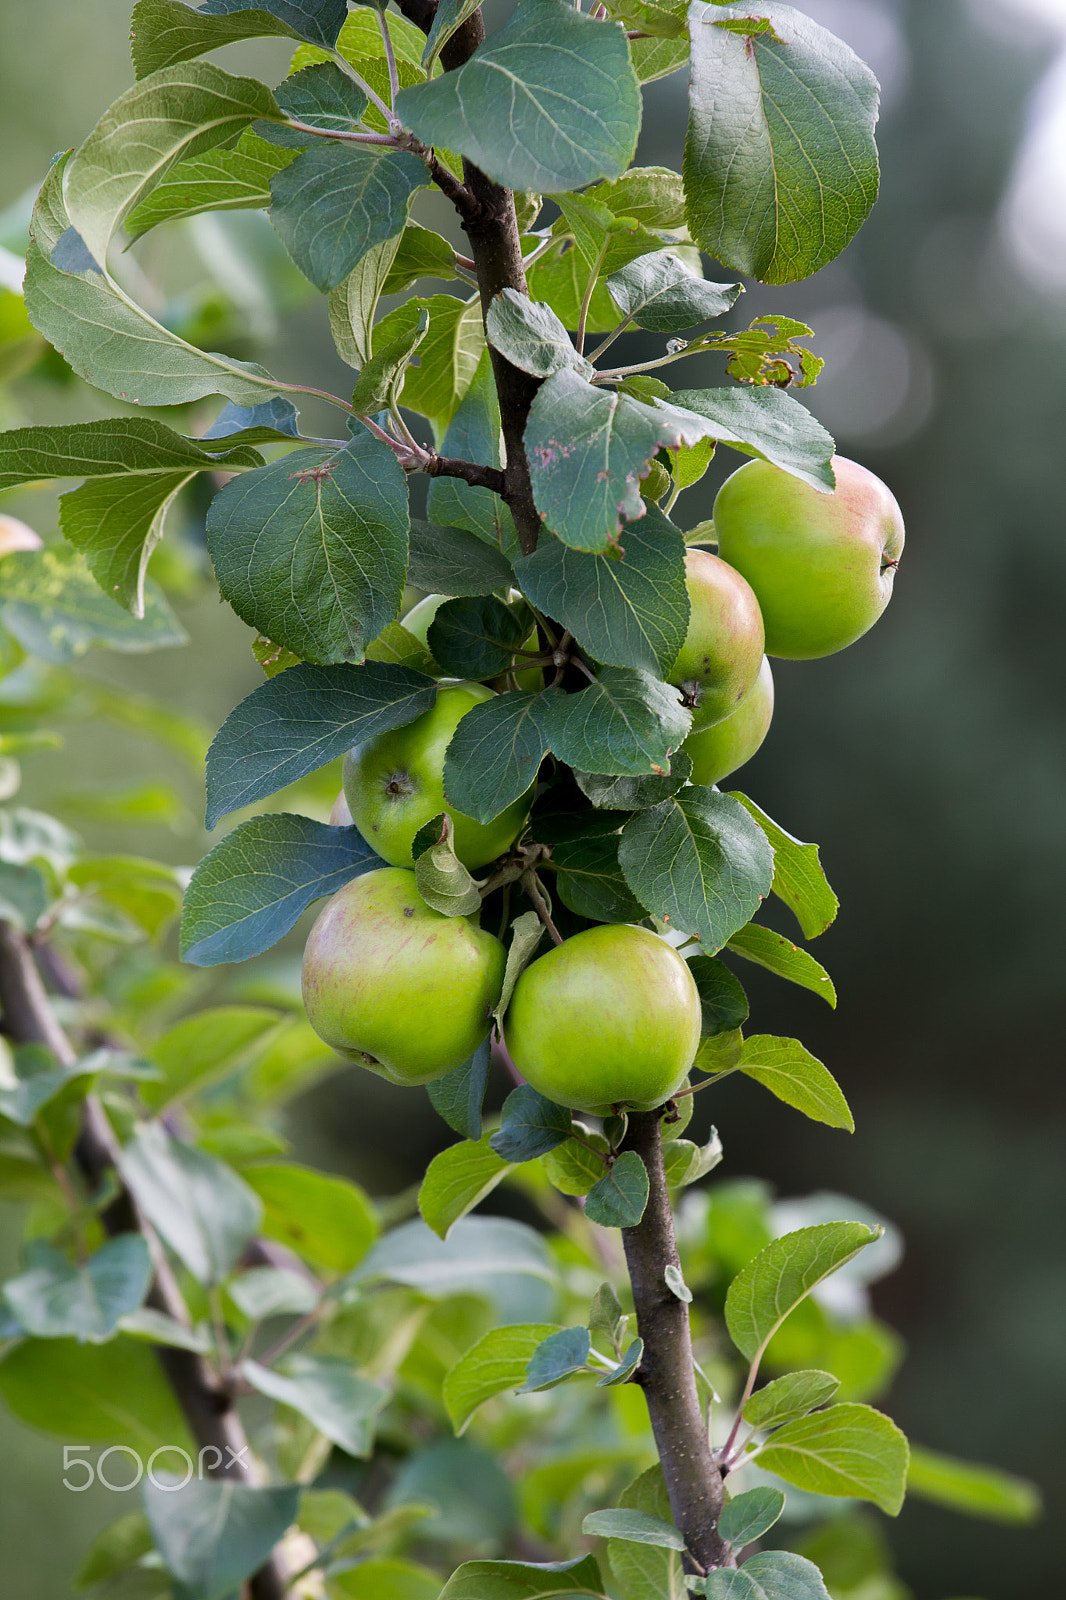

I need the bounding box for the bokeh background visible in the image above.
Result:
[1,0,1064,1594]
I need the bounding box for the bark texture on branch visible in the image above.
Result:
[620,1110,732,1572]
[0,921,288,1600]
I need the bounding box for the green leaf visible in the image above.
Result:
[703,1550,830,1599]
[419,1134,514,1240]
[597,1336,643,1387]
[350,1216,557,1301]
[118,1122,263,1285]
[2,1236,151,1343]
[0,416,259,488]
[243,1354,387,1457]
[331,1559,440,1600]
[426,1039,491,1141]
[492,910,547,1028]
[542,1129,610,1197]
[0,861,49,933]
[130,0,348,77]
[583,1508,684,1549]
[412,812,483,917]
[731,792,839,937]
[428,594,525,679]
[726,924,836,1006]
[525,239,620,336]
[618,788,773,949]
[144,1004,281,1106]
[443,1322,559,1434]
[350,307,429,414]
[377,293,486,441]
[143,1478,300,1600]
[607,250,742,333]
[63,61,281,266]
[688,954,749,1036]
[205,431,409,664]
[243,1161,377,1272]
[491,1084,572,1163]
[551,833,649,924]
[408,518,515,598]
[180,812,384,966]
[631,32,690,85]
[423,0,483,67]
[520,1324,591,1391]
[76,1509,155,1588]
[588,1281,625,1350]
[905,1444,1042,1525]
[395,0,640,193]
[663,1130,723,1188]
[717,1486,785,1549]
[383,224,459,294]
[226,1266,318,1320]
[264,60,369,147]
[668,388,835,494]
[437,1555,605,1600]
[756,1402,909,1515]
[486,289,593,380]
[574,754,692,811]
[585,1150,649,1228]
[425,349,516,549]
[205,659,435,827]
[25,157,283,406]
[270,143,426,292]
[545,668,690,778]
[664,1262,692,1302]
[124,129,293,237]
[684,0,880,284]
[199,395,301,446]
[743,1370,840,1431]
[514,503,689,677]
[725,1221,881,1363]
[587,164,687,229]
[443,690,556,824]
[329,237,403,368]
[364,620,434,673]
[0,547,186,663]
[735,1035,853,1131]
[0,1333,192,1450]
[608,1463,685,1600]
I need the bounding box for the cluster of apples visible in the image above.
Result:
[301,456,904,1114]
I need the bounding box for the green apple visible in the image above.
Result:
[343,681,531,869]
[667,548,765,731]
[301,867,505,1085]
[505,924,702,1115]
[0,515,43,558]
[683,656,773,786]
[402,592,447,647]
[713,455,905,659]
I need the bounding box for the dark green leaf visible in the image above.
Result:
[0,548,186,664]
[408,518,515,598]
[118,1122,263,1285]
[130,0,348,77]
[717,1487,786,1550]
[727,923,835,1007]
[349,307,429,415]
[725,1221,880,1363]
[427,1040,491,1141]
[906,1445,1041,1525]
[425,350,517,553]
[520,1324,591,1391]
[756,1402,909,1516]
[597,1336,643,1386]
[585,1150,649,1228]
[688,954,749,1035]
[423,0,483,68]
[243,1354,387,1456]
[0,862,49,933]
[668,387,835,493]
[200,396,301,445]
[270,143,426,291]
[205,660,435,827]
[731,792,839,937]
[180,813,384,966]
[443,690,556,824]
[428,595,525,679]
[124,129,294,237]
[684,0,879,283]
[618,787,773,948]
[491,1084,572,1163]
[737,1035,853,1131]
[743,1371,839,1431]
[704,1550,830,1600]
[419,1134,514,1240]
[443,1322,560,1434]
[486,289,593,380]
[263,61,369,147]
[2,1236,151,1343]
[437,1555,604,1600]
[204,432,409,664]
[413,813,483,917]
[492,911,547,1029]
[545,668,690,778]
[143,1478,300,1600]
[574,753,692,810]
[607,250,742,332]
[582,1508,684,1548]
[395,0,640,193]
[514,503,689,677]
[551,833,648,924]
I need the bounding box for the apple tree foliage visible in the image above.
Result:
[0,1,1042,1596]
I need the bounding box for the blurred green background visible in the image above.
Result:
[1,0,1064,1594]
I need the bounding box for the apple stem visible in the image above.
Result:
[522,869,564,946]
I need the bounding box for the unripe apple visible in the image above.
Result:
[343,681,531,869]
[713,456,904,659]
[301,867,505,1084]
[0,515,43,558]
[667,548,765,731]
[402,592,446,646]
[683,656,774,786]
[505,924,702,1115]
